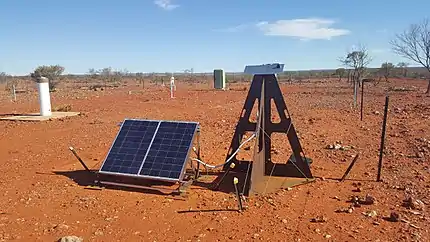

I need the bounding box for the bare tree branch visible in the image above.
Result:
[390,18,430,94]
[390,19,430,69]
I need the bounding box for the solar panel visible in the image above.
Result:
[99,119,198,182]
[99,120,159,175]
[138,121,198,180]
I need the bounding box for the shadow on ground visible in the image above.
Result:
[0,113,26,117]
[51,169,183,197]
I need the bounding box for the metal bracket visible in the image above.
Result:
[194,125,202,180]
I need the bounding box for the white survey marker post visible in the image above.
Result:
[170,75,176,98]
[244,63,285,75]
[12,84,16,102]
[37,77,52,116]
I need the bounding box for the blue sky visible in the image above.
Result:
[0,0,429,75]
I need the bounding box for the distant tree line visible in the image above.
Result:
[276,64,425,80]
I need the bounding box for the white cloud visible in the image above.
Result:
[154,0,179,10]
[256,18,350,40]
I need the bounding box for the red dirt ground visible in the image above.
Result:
[0,78,429,242]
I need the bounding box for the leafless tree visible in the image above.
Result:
[390,18,430,94]
[340,46,372,82]
[183,68,194,82]
[379,62,395,82]
[339,45,372,107]
[92,67,123,88]
[136,72,145,88]
[88,68,99,81]
[1,72,18,92]
[335,68,346,81]
[397,62,409,77]
[0,72,7,83]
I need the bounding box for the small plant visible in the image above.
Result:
[54,104,72,112]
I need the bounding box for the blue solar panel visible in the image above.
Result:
[99,119,198,182]
[99,120,159,175]
[139,121,198,180]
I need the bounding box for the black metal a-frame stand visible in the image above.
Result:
[223,74,313,195]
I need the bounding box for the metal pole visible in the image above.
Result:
[353,80,357,108]
[360,81,365,121]
[233,177,243,211]
[194,128,201,180]
[377,96,389,182]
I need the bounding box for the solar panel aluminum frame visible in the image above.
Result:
[98,118,199,183]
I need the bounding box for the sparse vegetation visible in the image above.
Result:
[53,104,72,112]
[87,67,128,88]
[99,67,119,88]
[397,62,409,77]
[136,72,145,88]
[0,72,7,84]
[88,68,99,80]
[183,68,194,82]
[379,62,395,82]
[0,72,18,92]
[335,68,346,81]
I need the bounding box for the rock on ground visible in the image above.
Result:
[58,235,83,242]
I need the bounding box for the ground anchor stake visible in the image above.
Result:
[233,177,243,211]
[340,154,360,182]
[69,146,93,173]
